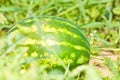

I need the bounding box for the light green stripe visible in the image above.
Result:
[42,26,79,39]
[58,41,87,51]
[41,25,89,49]
[35,39,88,52]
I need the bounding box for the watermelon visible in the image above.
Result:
[1,16,90,69]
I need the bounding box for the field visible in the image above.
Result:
[0,0,120,80]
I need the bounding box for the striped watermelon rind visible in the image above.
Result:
[3,16,90,69]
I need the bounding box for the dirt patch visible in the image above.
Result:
[89,50,120,77]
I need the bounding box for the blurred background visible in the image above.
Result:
[0,0,120,80]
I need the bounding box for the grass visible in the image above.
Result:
[0,0,120,80]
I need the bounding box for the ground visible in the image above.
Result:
[90,50,120,77]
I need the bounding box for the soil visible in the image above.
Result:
[89,50,120,78]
